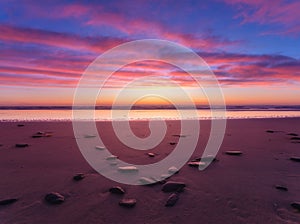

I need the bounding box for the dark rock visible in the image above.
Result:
[109,186,125,194]
[287,133,298,136]
[290,137,300,140]
[169,142,176,146]
[73,173,85,181]
[290,157,300,162]
[165,193,179,207]
[192,155,217,162]
[119,198,136,208]
[172,134,187,138]
[162,181,186,192]
[225,150,243,156]
[44,192,65,204]
[290,202,300,211]
[188,161,206,167]
[147,152,155,157]
[266,130,274,133]
[0,198,18,206]
[32,132,52,138]
[17,124,24,127]
[15,143,29,148]
[168,166,179,174]
[275,185,288,191]
[118,166,138,172]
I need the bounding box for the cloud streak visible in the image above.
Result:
[222,0,300,36]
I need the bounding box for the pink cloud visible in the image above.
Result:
[0,24,127,53]
[222,0,300,35]
[17,2,240,51]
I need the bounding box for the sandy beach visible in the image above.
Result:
[1,118,300,223]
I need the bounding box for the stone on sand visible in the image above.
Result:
[169,142,176,145]
[290,157,300,162]
[0,198,18,206]
[106,155,118,160]
[225,150,243,156]
[168,166,179,174]
[290,137,300,140]
[119,198,136,208]
[32,134,43,138]
[172,134,187,137]
[147,152,155,157]
[109,186,125,194]
[118,166,138,172]
[165,193,179,207]
[44,192,65,204]
[15,143,29,148]
[162,181,186,192]
[192,155,217,162]
[188,161,206,167]
[275,185,288,191]
[139,177,155,185]
[84,134,96,138]
[95,146,106,150]
[73,173,85,181]
[287,133,298,136]
[290,202,300,211]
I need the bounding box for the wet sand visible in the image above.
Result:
[0,118,300,223]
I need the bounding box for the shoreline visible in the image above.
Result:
[1,116,300,122]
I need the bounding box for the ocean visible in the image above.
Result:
[1,107,300,121]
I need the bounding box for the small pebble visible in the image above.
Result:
[287,133,298,136]
[290,157,300,162]
[95,146,106,150]
[106,155,118,160]
[192,155,217,162]
[162,181,186,192]
[188,161,206,167]
[17,124,24,127]
[266,130,274,133]
[15,143,29,148]
[225,150,243,156]
[168,166,179,174]
[275,185,288,191]
[147,152,155,157]
[172,134,187,137]
[44,192,65,204]
[169,142,176,145]
[73,173,85,181]
[109,186,125,194]
[139,177,155,185]
[290,202,300,211]
[290,137,300,140]
[118,166,138,172]
[119,198,136,208]
[0,198,18,206]
[165,193,179,207]
[84,134,96,138]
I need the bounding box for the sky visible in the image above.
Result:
[0,0,300,106]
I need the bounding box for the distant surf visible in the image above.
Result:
[1,107,300,121]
